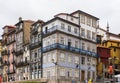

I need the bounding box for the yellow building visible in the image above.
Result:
[103,39,120,71]
[100,27,120,75]
[97,25,120,79]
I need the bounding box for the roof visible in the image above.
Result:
[70,10,99,20]
[15,20,34,25]
[107,32,120,38]
[105,39,120,43]
[42,17,79,27]
[98,27,107,32]
[32,19,44,26]
[97,45,111,49]
[54,13,78,18]
[2,25,15,29]
[7,28,16,35]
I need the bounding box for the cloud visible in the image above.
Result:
[0,0,120,36]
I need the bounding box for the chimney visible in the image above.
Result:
[107,22,109,32]
[19,17,22,22]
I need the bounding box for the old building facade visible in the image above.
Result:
[42,10,98,83]
[15,18,34,81]
[30,20,44,79]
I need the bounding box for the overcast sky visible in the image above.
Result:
[0,0,120,37]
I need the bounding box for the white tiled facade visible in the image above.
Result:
[42,10,98,83]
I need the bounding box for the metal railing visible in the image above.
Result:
[42,43,97,57]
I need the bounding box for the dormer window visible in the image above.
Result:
[19,23,23,29]
[36,24,39,29]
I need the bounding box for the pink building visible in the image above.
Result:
[6,27,16,81]
[1,25,15,82]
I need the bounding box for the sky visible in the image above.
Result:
[0,0,120,37]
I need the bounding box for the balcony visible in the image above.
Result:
[91,52,98,57]
[43,25,79,37]
[11,49,16,54]
[1,50,7,56]
[7,69,15,74]
[7,39,15,45]
[16,26,23,34]
[7,50,10,55]
[15,49,23,56]
[22,60,29,66]
[15,60,29,67]
[30,41,41,50]
[42,43,97,57]
[3,61,10,65]
[12,60,15,64]
[31,28,38,35]
[15,61,24,67]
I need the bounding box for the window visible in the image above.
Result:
[38,70,41,78]
[60,37,64,45]
[51,52,56,62]
[60,53,65,62]
[71,17,74,21]
[68,55,72,63]
[31,51,34,59]
[52,35,56,44]
[52,23,55,27]
[68,25,71,32]
[75,70,79,77]
[92,58,96,66]
[19,23,23,29]
[87,30,91,39]
[51,68,55,76]
[87,57,91,62]
[117,43,119,46]
[92,49,95,52]
[60,68,65,76]
[87,46,90,51]
[38,49,41,58]
[36,23,40,29]
[43,70,46,78]
[92,72,95,79]
[114,48,116,52]
[92,19,96,27]
[82,43,85,50]
[81,57,85,64]
[74,28,77,34]
[74,56,79,64]
[69,69,72,77]
[35,35,38,42]
[87,71,91,80]
[81,15,85,24]
[35,52,37,58]
[87,17,91,26]
[81,28,85,37]
[61,23,65,29]
[38,34,41,42]
[48,53,51,62]
[92,32,96,40]
[75,41,78,48]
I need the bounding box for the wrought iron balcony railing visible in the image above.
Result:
[43,25,79,37]
[7,69,15,74]
[7,38,15,45]
[3,60,10,65]
[15,49,23,56]
[1,50,7,56]
[31,28,38,35]
[30,41,42,50]
[42,43,98,57]
[15,60,29,67]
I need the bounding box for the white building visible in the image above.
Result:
[42,10,99,83]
